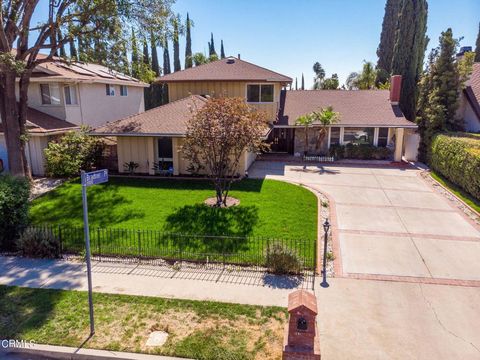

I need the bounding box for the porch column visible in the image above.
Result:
[147,137,155,175]
[394,128,404,162]
[172,137,180,176]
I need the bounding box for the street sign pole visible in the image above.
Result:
[81,170,95,336]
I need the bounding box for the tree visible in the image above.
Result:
[376,0,402,79]
[131,29,140,78]
[301,73,305,90]
[220,40,226,59]
[296,114,315,156]
[182,97,268,206]
[209,33,217,57]
[475,22,480,62]
[416,29,463,162]
[163,38,171,75]
[150,32,160,76]
[172,14,181,72]
[185,13,193,68]
[311,107,340,150]
[143,37,150,65]
[295,77,298,90]
[347,62,378,89]
[390,0,428,120]
[0,1,119,177]
[193,52,208,66]
[312,62,325,89]
[346,72,359,90]
[322,74,339,90]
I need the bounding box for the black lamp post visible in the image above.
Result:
[321,218,330,288]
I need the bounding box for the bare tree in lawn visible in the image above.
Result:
[0,0,173,177]
[182,97,268,207]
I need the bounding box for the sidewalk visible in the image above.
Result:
[0,256,310,307]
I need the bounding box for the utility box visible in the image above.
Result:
[283,290,321,360]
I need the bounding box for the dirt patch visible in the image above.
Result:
[204,196,240,207]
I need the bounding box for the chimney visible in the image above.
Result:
[237,53,241,59]
[390,75,402,105]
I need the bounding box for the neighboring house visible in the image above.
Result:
[0,54,148,175]
[92,57,416,176]
[459,62,480,132]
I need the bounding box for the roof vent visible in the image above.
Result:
[226,58,235,64]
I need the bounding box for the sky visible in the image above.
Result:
[171,0,479,88]
[30,0,479,88]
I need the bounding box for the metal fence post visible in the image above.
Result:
[97,228,101,258]
[137,230,142,262]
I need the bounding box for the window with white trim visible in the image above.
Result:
[106,84,115,96]
[40,84,61,105]
[120,85,128,96]
[64,85,78,105]
[247,84,274,103]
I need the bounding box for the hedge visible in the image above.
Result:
[329,144,392,160]
[0,175,30,251]
[430,133,480,200]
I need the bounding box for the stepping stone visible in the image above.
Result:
[146,331,169,347]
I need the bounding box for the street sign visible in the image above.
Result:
[82,169,108,187]
[80,169,109,336]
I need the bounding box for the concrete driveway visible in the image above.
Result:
[249,161,480,284]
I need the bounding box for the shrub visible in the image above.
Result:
[329,144,392,160]
[16,227,61,258]
[44,126,104,178]
[0,175,30,251]
[265,243,302,275]
[430,133,480,200]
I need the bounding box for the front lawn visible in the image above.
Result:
[0,285,287,360]
[29,178,317,266]
[30,178,317,240]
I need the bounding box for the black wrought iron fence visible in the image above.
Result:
[16,225,316,274]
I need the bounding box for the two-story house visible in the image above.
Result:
[93,56,416,176]
[0,55,148,175]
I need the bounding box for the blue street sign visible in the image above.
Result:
[82,169,108,187]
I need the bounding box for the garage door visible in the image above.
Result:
[0,134,9,172]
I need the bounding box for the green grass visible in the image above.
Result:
[430,171,480,213]
[29,178,317,265]
[30,178,317,239]
[0,285,287,360]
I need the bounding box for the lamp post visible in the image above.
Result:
[321,218,330,288]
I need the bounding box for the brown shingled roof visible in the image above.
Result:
[92,95,208,136]
[464,63,480,120]
[278,90,416,128]
[156,57,292,83]
[0,107,78,134]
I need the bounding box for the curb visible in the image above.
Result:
[0,343,191,360]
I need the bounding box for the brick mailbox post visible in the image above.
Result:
[283,290,321,360]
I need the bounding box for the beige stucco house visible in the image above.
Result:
[0,56,148,175]
[93,56,416,176]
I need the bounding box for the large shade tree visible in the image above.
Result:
[182,97,268,207]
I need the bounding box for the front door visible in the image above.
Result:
[269,128,294,154]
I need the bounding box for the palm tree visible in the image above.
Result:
[313,62,326,89]
[356,61,377,89]
[295,113,315,156]
[311,106,341,150]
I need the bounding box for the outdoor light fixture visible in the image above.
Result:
[321,218,330,288]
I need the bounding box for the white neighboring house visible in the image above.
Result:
[459,62,480,132]
[0,57,148,176]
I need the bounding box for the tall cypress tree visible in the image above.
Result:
[209,33,217,57]
[57,31,66,57]
[376,0,402,77]
[475,22,480,62]
[143,37,150,65]
[150,32,160,76]
[185,13,193,68]
[131,28,140,79]
[301,73,305,90]
[173,16,181,72]
[69,37,77,61]
[391,0,428,121]
[163,38,171,75]
[220,40,225,59]
[295,77,298,90]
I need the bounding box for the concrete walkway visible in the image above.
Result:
[0,256,309,307]
[249,162,480,285]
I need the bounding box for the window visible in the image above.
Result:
[40,84,61,105]
[246,84,274,103]
[120,85,128,96]
[343,127,374,145]
[330,127,341,145]
[377,128,389,147]
[64,85,78,105]
[106,84,115,96]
